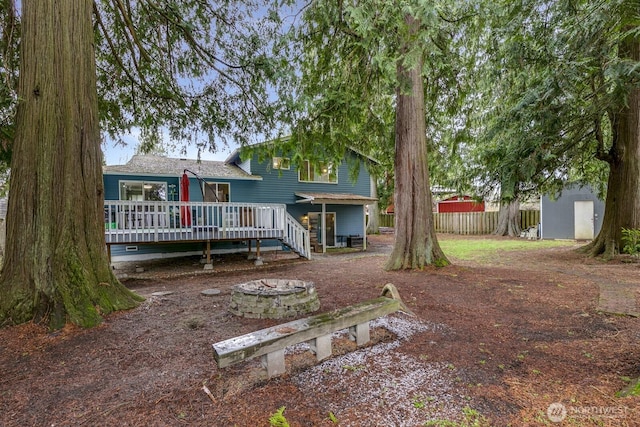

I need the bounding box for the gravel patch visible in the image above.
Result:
[290,314,469,425]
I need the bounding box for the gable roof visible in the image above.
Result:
[103,154,261,180]
[225,139,380,165]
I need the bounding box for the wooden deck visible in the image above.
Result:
[104,201,311,258]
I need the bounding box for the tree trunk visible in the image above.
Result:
[583,106,640,257]
[385,15,448,270]
[582,29,640,258]
[0,0,142,329]
[494,199,521,237]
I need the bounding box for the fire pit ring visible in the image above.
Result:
[229,279,320,319]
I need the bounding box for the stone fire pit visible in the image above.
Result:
[229,279,320,319]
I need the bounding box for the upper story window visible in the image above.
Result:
[120,181,167,201]
[204,182,230,202]
[298,160,338,183]
[272,157,290,170]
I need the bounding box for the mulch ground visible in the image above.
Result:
[1,234,639,426]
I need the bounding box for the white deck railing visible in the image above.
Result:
[283,211,311,258]
[104,201,310,258]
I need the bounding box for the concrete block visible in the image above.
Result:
[309,334,332,361]
[349,322,370,346]
[262,349,286,378]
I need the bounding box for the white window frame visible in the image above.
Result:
[204,181,231,202]
[272,157,291,170]
[298,160,338,184]
[119,180,168,201]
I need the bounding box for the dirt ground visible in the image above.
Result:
[1,234,639,426]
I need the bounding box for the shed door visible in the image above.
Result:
[574,201,594,240]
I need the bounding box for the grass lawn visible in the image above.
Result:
[438,235,580,263]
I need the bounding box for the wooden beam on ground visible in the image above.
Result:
[213,296,400,373]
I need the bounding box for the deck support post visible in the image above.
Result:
[254,239,263,266]
[203,240,213,270]
[247,239,256,260]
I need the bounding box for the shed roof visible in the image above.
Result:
[103,154,260,180]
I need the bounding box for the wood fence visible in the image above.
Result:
[378,210,540,235]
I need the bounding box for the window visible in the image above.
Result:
[120,181,167,201]
[272,157,290,170]
[204,182,230,202]
[118,181,168,229]
[298,160,337,183]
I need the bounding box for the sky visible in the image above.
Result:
[98,2,303,166]
[102,130,239,165]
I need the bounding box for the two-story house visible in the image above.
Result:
[103,148,377,263]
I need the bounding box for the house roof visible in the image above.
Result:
[103,154,261,180]
[295,192,377,205]
[225,138,380,165]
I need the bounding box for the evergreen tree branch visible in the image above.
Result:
[93,2,180,104]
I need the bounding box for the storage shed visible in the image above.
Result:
[540,184,605,240]
[437,195,485,213]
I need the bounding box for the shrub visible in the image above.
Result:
[621,228,640,256]
[269,406,290,427]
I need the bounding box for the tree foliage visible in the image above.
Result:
[0,0,17,187]
[95,0,295,153]
[0,0,296,329]
[1,0,291,156]
[278,1,485,268]
[471,0,640,252]
[470,0,638,199]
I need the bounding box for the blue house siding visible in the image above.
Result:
[109,241,202,261]
[104,172,286,261]
[103,151,375,205]
[244,151,373,205]
[105,173,263,204]
[230,151,373,248]
[103,150,376,260]
[286,205,363,234]
[108,239,282,261]
[540,184,605,240]
[333,205,365,237]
